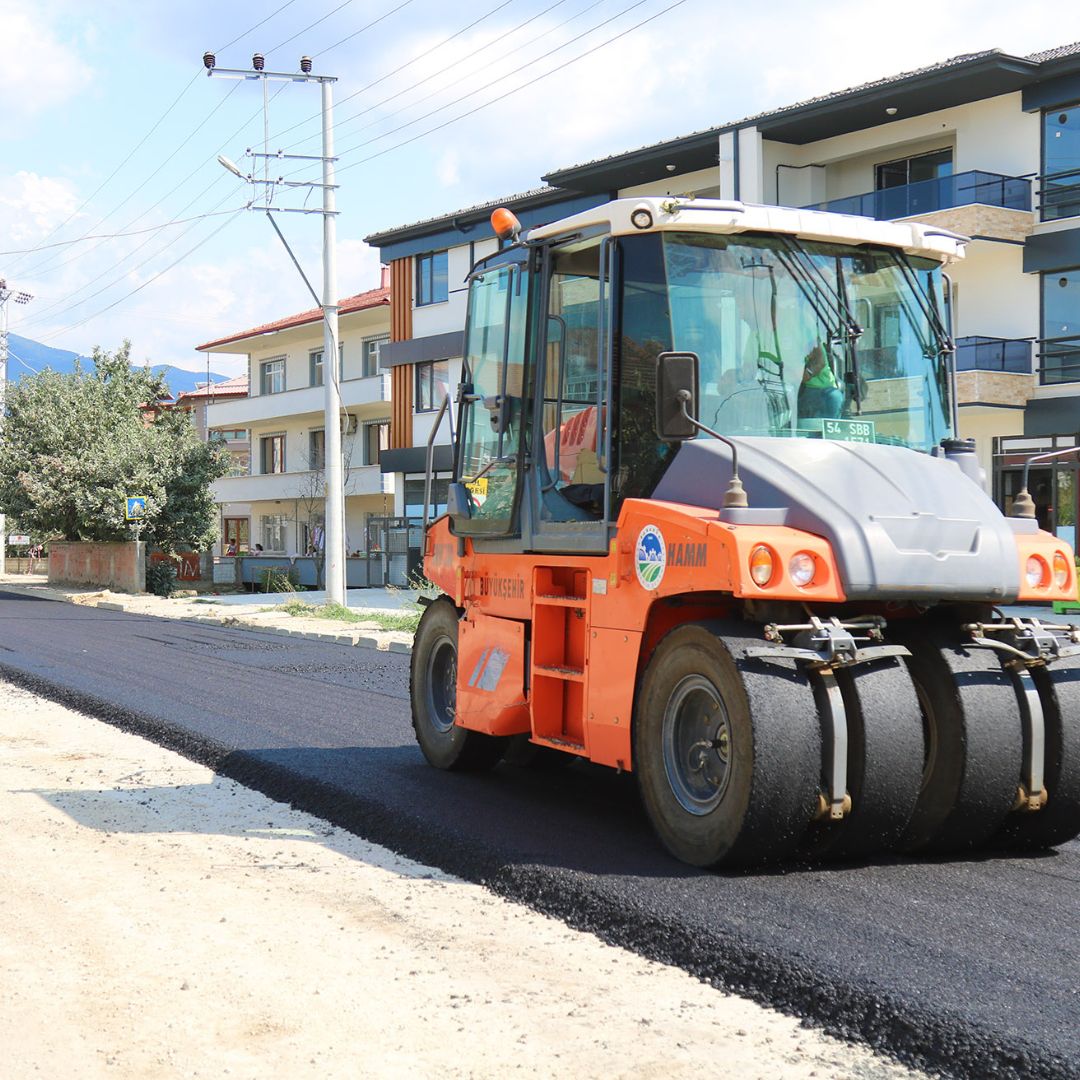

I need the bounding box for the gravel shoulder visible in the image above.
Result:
[0,679,923,1079]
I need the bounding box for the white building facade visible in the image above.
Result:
[198,281,395,563]
[367,42,1080,545]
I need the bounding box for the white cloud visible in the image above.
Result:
[0,172,84,249]
[0,10,94,127]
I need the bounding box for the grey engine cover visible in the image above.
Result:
[652,438,1021,602]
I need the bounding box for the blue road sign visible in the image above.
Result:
[126,497,147,520]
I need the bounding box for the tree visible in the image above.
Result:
[0,341,229,550]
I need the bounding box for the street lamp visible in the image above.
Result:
[205,54,347,606]
[0,280,34,576]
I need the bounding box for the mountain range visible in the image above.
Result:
[6,334,227,397]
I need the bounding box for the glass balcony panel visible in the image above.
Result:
[954,336,1033,374]
[804,170,1032,219]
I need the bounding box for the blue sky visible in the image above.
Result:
[1,0,1077,379]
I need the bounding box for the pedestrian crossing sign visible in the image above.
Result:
[126,497,147,520]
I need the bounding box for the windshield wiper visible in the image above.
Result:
[888,251,953,357]
[778,237,865,409]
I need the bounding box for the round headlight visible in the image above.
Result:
[749,545,775,587]
[1053,551,1071,590]
[1026,555,1049,589]
[789,551,816,588]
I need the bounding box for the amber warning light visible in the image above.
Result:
[491,207,521,242]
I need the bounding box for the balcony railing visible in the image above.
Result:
[804,170,1032,220]
[1038,168,1080,221]
[954,336,1034,374]
[1040,335,1080,385]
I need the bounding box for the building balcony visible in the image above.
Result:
[1038,169,1080,222]
[1040,336,1080,385]
[212,464,392,504]
[206,373,391,428]
[955,336,1033,374]
[953,336,1035,409]
[805,170,1032,221]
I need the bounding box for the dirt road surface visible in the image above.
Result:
[0,679,921,1079]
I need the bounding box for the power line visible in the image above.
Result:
[265,0,360,55]
[37,208,248,347]
[328,0,652,165]
[7,0,305,275]
[292,0,599,155]
[266,0,517,146]
[0,207,252,256]
[20,82,245,280]
[17,83,293,328]
[284,0,582,154]
[19,184,247,332]
[337,0,691,174]
[312,0,417,58]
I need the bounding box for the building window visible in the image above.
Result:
[261,514,289,553]
[310,344,344,386]
[415,358,450,412]
[362,333,390,377]
[874,148,952,190]
[416,250,448,306]
[308,428,326,470]
[260,434,286,474]
[363,420,390,465]
[1041,269,1080,384]
[260,357,285,395]
[223,517,250,554]
[210,428,248,442]
[1042,104,1080,221]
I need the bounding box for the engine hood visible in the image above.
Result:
[651,438,1021,602]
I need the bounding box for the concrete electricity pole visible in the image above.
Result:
[0,280,34,577]
[203,51,346,606]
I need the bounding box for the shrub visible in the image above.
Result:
[258,566,299,593]
[146,559,178,597]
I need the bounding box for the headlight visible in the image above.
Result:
[1053,551,1071,590]
[1026,555,1049,589]
[789,552,816,588]
[749,545,775,587]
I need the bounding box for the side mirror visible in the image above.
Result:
[656,351,700,441]
[446,482,473,526]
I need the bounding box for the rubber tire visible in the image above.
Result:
[633,621,821,868]
[410,598,507,771]
[804,658,924,861]
[892,622,1024,853]
[995,654,1080,850]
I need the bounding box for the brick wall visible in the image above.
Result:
[48,542,147,593]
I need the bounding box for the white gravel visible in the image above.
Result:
[0,679,923,1079]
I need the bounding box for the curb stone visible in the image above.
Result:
[97,601,125,611]
[388,641,412,655]
[355,636,380,649]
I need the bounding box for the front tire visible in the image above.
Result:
[410,599,506,771]
[633,622,820,868]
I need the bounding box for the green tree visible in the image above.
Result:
[0,341,229,550]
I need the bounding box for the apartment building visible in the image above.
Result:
[197,279,393,558]
[366,41,1080,549]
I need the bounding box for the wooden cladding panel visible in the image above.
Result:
[390,257,413,449]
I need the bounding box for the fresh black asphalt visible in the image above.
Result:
[2,590,1078,1079]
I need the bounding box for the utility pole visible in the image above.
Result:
[203,51,346,606]
[0,280,34,577]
